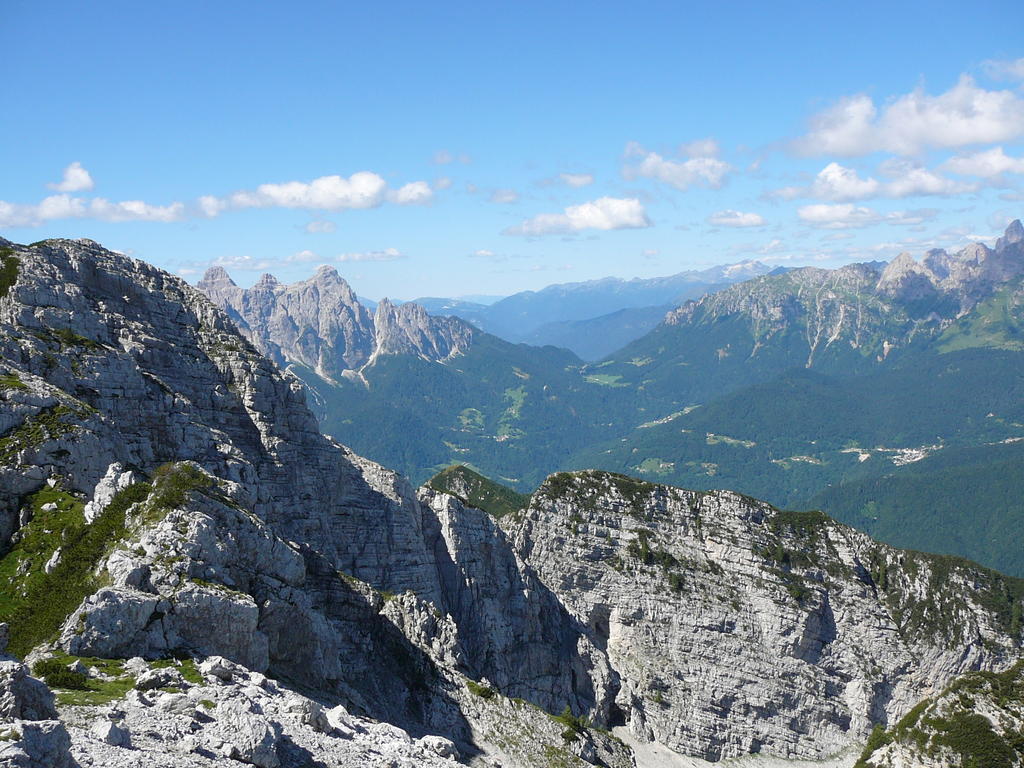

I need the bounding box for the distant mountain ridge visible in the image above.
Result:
[409,259,771,357]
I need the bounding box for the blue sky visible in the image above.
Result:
[3,0,1024,299]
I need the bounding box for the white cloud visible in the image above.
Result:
[505,196,651,236]
[943,146,1024,178]
[471,249,496,258]
[87,198,185,222]
[387,181,434,205]
[797,206,934,232]
[708,210,766,227]
[877,159,976,197]
[336,248,405,262]
[198,195,227,218]
[48,161,94,192]
[559,173,594,188]
[779,161,975,202]
[199,172,432,215]
[434,176,453,190]
[0,193,184,227]
[624,141,731,190]
[210,254,279,272]
[288,249,321,262]
[794,75,1024,156]
[798,203,880,229]
[807,162,881,200]
[245,172,388,209]
[304,220,336,233]
[489,189,519,204]
[983,58,1024,81]
[885,208,939,226]
[433,150,454,165]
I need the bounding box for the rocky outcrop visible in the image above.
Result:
[0,630,72,768]
[196,264,474,383]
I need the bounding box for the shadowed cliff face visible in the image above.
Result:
[197,264,474,383]
[0,237,1020,766]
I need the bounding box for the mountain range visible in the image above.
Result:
[195,221,1024,580]
[408,260,771,359]
[0,235,1020,767]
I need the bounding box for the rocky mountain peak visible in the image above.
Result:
[996,218,1024,252]
[876,251,939,301]
[372,297,475,361]
[253,272,281,290]
[198,268,477,382]
[198,265,235,286]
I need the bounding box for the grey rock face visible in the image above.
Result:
[197,264,474,382]
[0,663,57,722]
[0,661,72,768]
[506,471,1021,761]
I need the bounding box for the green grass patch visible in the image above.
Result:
[0,481,152,657]
[33,658,89,690]
[0,405,81,463]
[34,654,137,707]
[0,249,20,298]
[146,462,212,517]
[0,373,28,391]
[427,464,530,518]
[584,373,628,387]
[466,679,496,699]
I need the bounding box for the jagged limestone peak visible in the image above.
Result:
[996,218,1024,252]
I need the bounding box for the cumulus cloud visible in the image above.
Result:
[504,196,651,236]
[0,194,184,227]
[878,159,976,197]
[777,161,976,202]
[707,210,766,227]
[336,248,405,262]
[943,146,1024,178]
[240,172,387,210]
[560,173,594,188]
[197,172,433,216]
[797,204,940,230]
[386,181,434,205]
[794,75,1024,156]
[209,254,279,272]
[798,203,880,229]
[489,189,519,204]
[48,161,94,192]
[623,141,731,190]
